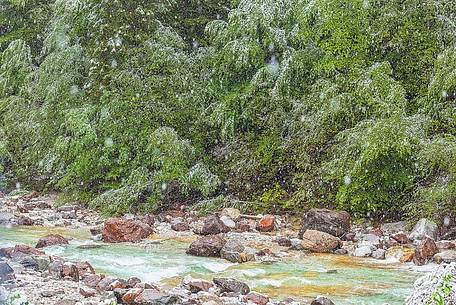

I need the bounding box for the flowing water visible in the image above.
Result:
[0,226,422,305]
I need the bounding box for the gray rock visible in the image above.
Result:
[353,245,374,257]
[434,250,456,264]
[381,221,407,235]
[371,249,386,260]
[220,216,236,229]
[220,239,255,263]
[406,263,456,305]
[0,212,13,225]
[135,290,179,305]
[213,278,250,295]
[0,286,8,304]
[311,296,335,305]
[0,262,14,281]
[409,218,438,241]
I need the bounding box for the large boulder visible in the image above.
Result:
[406,263,456,305]
[213,278,250,295]
[102,218,153,243]
[220,239,255,263]
[301,230,340,253]
[36,234,69,248]
[386,246,415,263]
[200,215,230,235]
[413,237,439,266]
[256,215,275,232]
[186,235,226,257]
[299,209,350,238]
[1,244,44,258]
[0,262,15,281]
[409,218,438,241]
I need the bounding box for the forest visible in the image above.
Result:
[0,0,455,221]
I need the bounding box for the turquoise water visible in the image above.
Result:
[0,226,420,304]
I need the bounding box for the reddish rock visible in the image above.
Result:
[17,205,28,213]
[243,292,270,305]
[102,218,153,243]
[201,215,230,235]
[36,234,69,248]
[2,245,44,258]
[256,215,275,232]
[186,235,227,257]
[21,191,39,201]
[171,222,190,232]
[188,279,214,293]
[436,240,456,250]
[235,220,251,233]
[122,288,144,304]
[139,214,155,226]
[301,230,340,253]
[79,288,96,298]
[391,232,409,244]
[299,209,350,238]
[62,263,79,281]
[75,261,95,276]
[413,237,439,266]
[109,279,127,290]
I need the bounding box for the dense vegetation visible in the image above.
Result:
[0,0,455,222]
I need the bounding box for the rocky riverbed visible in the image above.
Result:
[1,192,455,305]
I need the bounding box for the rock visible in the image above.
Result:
[434,250,456,264]
[385,246,415,263]
[134,290,179,305]
[311,296,335,305]
[255,215,275,232]
[121,288,144,304]
[221,208,241,221]
[186,235,226,257]
[405,263,456,305]
[409,218,438,241]
[391,231,409,244]
[48,260,64,278]
[369,227,383,236]
[442,227,456,240]
[220,216,236,229]
[20,256,39,270]
[90,226,103,236]
[109,279,128,290]
[334,248,348,255]
[62,262,80,281]
[436,240,456,250]
[75,261,95,276]
[16,215,35,226]
[127,277,142,288]
[36,234,69,248]
[60,211,77,219]
[56,205,79,212]
[188,279,214,293]
[289,238,304,250]
[275,237,292,247]
[0,212,14,225]
[200,215,230,235]
[55,300,77,305]
[301,230,340,253]
[6,244,43,257]
[358,233,381,247]
[102,218,153,243]
[242,292,269,305]
[0,287,8,304]
[353,245,374,257]
[220,239,255,263]
[381,221,407,234]
[414,237,439,266]
[372,248,386,260]
[234,220,251,233]
[83,274,103,288]
[80,288,97,298]
[213,278,250,295]
[41,290,64,298]
[97,276,118,291]
[299,208,350,238]
[171,222,190,232]
[140,214,155,227]
[0,262,15,281]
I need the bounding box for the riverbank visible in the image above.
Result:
[0,192,454,304]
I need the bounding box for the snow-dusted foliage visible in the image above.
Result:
[0,0,455,219]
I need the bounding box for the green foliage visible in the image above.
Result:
[1,0,455,219]
[429,274,453,305]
